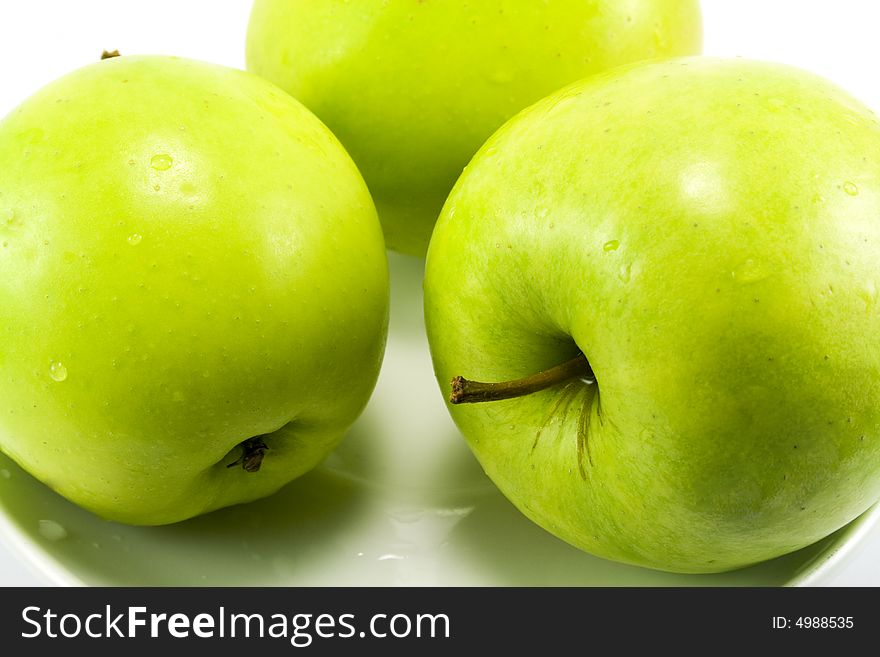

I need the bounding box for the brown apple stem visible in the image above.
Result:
[449,353,594,405]
[227,436,269,473]
[101,49,121,60]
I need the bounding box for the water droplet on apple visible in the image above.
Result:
[603,240,620,252]
[127,233,142,246]
[652,28,668,51]
[486,68,513,85]
[38,519,68,542]
[18,127,45,144]
[0,468,10,479]
[49,361,68,382]
[843,181,859,196]
[377,554,405,562]
[150,153,173,171]
[1,208,14,226]
[618,263,632,283]
[859,280,877,314]
[733,258,769,284]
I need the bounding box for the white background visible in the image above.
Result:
[1,0,880,585]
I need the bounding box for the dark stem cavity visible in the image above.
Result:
[451,353,598,479]
[227,436,269,473]
[449,353,594,405]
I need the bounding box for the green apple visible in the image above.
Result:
[424,57,880,573]
[246,0,703,256]
[0,55,389,525]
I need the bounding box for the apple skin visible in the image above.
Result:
[246,0,703,256]
[424,57,880,573]
[0,56,389,525]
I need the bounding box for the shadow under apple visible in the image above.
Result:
[386,251,428,342]
[0,450,364,586]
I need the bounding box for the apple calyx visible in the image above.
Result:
[101,49,121,60]
[449,353,594,404]
[226,436,269,473]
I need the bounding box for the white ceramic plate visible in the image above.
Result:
[0,253,877,586]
